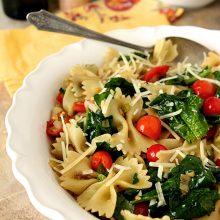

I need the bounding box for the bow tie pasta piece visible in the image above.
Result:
[66,119,87,154]
[77,157,152,218]
[152,39,178,65]
[51,132,66,160]
[77,171,117,218]
[121,210,170,220]
[60,151,97,195]
[103,88,155,155]
[114,157,152,189]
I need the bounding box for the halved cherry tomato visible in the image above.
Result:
[216,159,220,166]
[46,119,63,138]
[136,115,162,140]
[146,144,167,162]
[143,65,169,83]
[206,126,217,140]
[134,202,149,216]
[105,0,134,11]
[91,151,113,170]
[192,80,216,99]
[56,92,63,104]
[203,97,220,116]
[73,102,86,113]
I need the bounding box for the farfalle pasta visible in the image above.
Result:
[47,40,220,220]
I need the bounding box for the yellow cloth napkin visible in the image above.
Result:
[0,0,169,96]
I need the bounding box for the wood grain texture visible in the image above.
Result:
[0,1,219,219]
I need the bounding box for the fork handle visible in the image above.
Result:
[27,10,149,52]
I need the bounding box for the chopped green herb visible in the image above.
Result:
[96,164,108,176]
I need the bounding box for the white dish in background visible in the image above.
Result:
[5,26,220,220]
[161,0,215,8]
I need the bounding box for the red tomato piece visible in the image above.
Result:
[46,119,63,138]
[91,151,113,170]
[136,115,162,140]
[146,144,168,162]
[143,65,169,83]
[73,102,86,113]
[216,159,220,166]
[56,92,63,104]
[206,126,217,140]
[134,202,149,216]
[192,80,216,99]
[203,97,220,116]
[105,0,133,11]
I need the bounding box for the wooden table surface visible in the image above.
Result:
[0,1,220,219]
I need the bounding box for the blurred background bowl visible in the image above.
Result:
[161,0,215,8]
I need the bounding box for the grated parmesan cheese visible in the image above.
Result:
[101,93,113,115]
[61,141,67,161]
[114,164,131,171]
[85,100,98,113]
[131,94,142,106]
[149,199,157,206]
[160,109,182,119]
[157,75,178,83]
[187,67,220,87]
[60,114,69,156]
[149,162,176,168]
[161,121,181,141]
[155,182,166,207]
[105,169,124,187]
[60,142,96,174]
[211,144,220,154]
[82,169,94,175]
[157,165,163,179]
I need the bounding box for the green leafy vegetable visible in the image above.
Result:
[94,77,135,106]
[84,110,117,142]
[114,193,134,220]
[165,66,211,86]
[94,91,110,106]
[105,77,135,97]
[96,164,108,176]
[170,188,219,220]
[150,90,209,143]
[135,156,220,220]
[132,173,139,184]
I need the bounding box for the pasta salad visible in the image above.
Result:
[46,39,220,220]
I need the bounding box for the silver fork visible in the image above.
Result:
[27,10,209,64]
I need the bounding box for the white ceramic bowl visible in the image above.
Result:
[5,26,220,220]
[161,0,215,8]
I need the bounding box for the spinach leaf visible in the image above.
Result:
[84,110,117,142]
[114,193,134,220]
[105,77,135,97]
[94,91,110,106]
[94,77,136,106]
[132,173,139,184]
[96,164,108,176]
[170,188,219,220]
[165,66,211,86]
[150,91,208,143]
[136,156,220,220]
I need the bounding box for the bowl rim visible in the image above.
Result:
[5,25,220,220]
